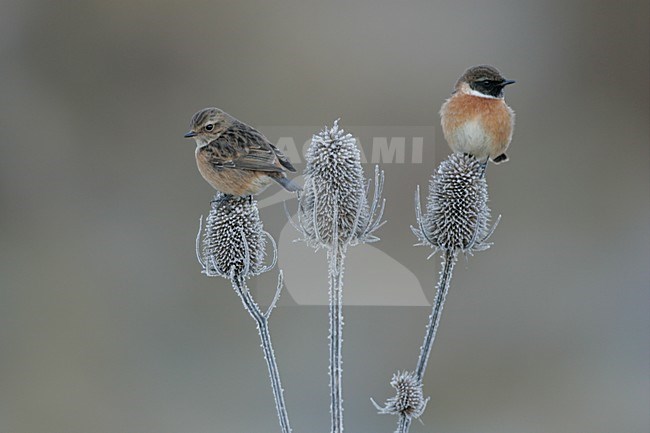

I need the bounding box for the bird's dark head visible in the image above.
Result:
[456,65,515,98]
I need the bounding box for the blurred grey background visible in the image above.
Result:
[1,1,648,432]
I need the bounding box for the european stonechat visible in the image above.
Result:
[440,65,515,164]
[184,108,301,197]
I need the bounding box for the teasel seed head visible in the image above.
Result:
[198,194,273,279]
[413,153,499,254]
[293,120,385,250]
[373,370,429,420]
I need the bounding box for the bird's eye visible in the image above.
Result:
[205,124,214,131]
[482,80,491,85]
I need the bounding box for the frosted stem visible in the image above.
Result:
[397,415,410,433]
[415,250,456,379]
[328,247,345,433]
[397,249,457,433]
[233,276,292,433]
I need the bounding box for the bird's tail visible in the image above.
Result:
[273,175,302,192]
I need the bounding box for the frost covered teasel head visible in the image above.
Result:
[413,152,499,254]
[198,193,276,279]
[372,370,429,421]
[288,119,386,433]
[292,120,385,250]
[195,193,291,433]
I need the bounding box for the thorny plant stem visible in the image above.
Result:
[233,276,292,433]
[415,250,456,379]
[397,249,457,433]
[397,415,410,433]
[328,247,345,433]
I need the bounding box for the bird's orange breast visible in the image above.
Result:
[441,93,514,152]
[195,148,269,196]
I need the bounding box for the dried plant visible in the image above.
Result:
[372,370,429,420]
[197,193,292,433]
[288,120,385,433]
[375,153,500,433]
[412,153,498,254]
[293,120,385,250]
[200,194,269,279]
[192,142,503,433]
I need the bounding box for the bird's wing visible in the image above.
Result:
[271,143,297,172]
[206,125,285,173]
[232,121,297,172]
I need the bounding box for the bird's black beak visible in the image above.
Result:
[501,79,516,86]
[184,131,197,138]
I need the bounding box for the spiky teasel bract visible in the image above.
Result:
[198,193,276,279]
[293,120,385,251]
[413,152,499,254]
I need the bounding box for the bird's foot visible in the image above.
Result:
[211,194,235,205]
[480,160,488,178]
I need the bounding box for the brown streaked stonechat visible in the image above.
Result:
[440,65,516,164]
[184,108,301,197]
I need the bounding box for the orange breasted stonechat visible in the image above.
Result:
[440,65,515,164]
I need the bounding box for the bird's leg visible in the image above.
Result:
[211,194,234,205]
[480,159,489,177]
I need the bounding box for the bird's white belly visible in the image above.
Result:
[449,119,492,160]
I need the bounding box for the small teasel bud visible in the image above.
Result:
[296,120,384,250]
[373,370,429,420]
[199,194,268,279]
[413,153,497,253]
